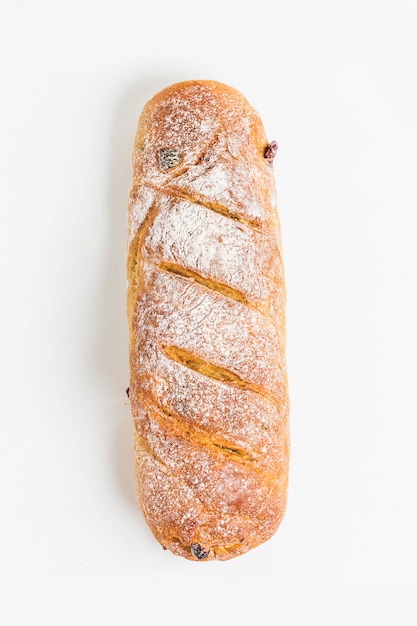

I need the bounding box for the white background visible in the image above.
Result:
[1,0,417,623]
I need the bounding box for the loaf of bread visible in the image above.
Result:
[126,80,289,561]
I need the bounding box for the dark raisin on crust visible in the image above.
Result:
[125,387,130,398]
[159,149,182,170]
[264,141,278,163]
[190,543,210,560]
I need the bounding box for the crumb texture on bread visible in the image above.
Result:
[127,80,289,561]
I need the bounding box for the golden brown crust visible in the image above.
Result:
[127,80,289,561]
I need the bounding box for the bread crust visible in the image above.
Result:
[127,80,289,561]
